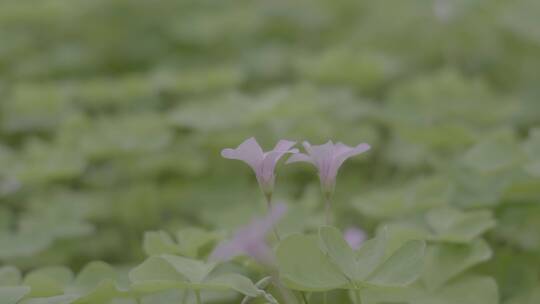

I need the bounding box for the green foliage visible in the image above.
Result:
[362,275,499,304]
[129,255,260,297]
[422,240,492,290]
[277,234,348,291]
[0,286,30,304]
[276,227,426,291]
[0,0,539,303]
[143,229,218,259]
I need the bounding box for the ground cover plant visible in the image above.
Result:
[1,0,540,303]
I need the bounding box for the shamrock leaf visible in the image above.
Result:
[276,233,348,291]
[425,207,496,243]
[279,228,426,291]
[365,240,426,287]
[18,262,128,304]
[361,275,498,304]
[422,239,492,290]
[129,254,260,297]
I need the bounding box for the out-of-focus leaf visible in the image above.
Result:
[523,128,540,177]
[0,232,53,260]
[23,267,73,298]
[0,266,21,286]
[362,275,498,304]
[461,128,524,173]
[505,287,540,304]
[9,139,87,185]
[19,261,129,304]
[175,228,219,259]
[449,166,522,208]
[169,96,257,132]
[57,113,173,161]
[143,231,182,256]
[494,204,540,251]
[129,255,259,297]
[1,84,75,133]
[298,47,401,94]
[0,286,31,304]
[204,273,261,297]
[159,255,216,284]
[422,239,492,289]
[21,295,79,304]
[425,207,496,243]
[354,176,450,220]
[72,261,118,293]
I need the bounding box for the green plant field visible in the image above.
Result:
[1,0,539,303]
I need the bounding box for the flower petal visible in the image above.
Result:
[307,141,335,179]
[210,238,244,261]
[252,202,287,239]
[329,143,371,179]
[344,227,366,250]
[210,203,287,264]
[221,137,264,170]
[333,142,354,155]
[259,140,298,181]
[285,152,314,165]
[269,202,288,222]
[302,141,313,154]
[273,139,297,152]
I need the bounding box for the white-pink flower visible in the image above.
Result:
[344,227,366,250]
[210,202,287,266]
[286,141,371,196]
[221,138,298,196]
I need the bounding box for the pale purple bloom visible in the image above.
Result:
[286,141,371,196]
[210,202,287,266]
[221,138,298,196]
[344,227,366,250]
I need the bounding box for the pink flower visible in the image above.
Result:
[221,138,298,196]
[286,141,371,196]
[210,203,287,266]
[344,227,366,250]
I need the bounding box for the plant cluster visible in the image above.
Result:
[0,136,503,303]
[1,0,540,303]
[0,138,428,304]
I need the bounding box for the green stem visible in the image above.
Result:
[350,281,362,304]
[323,291,328,304]
[265,193,281,241]
[270,272,294,304]
[181,290,188,304]
[195,290,202,304]
[301,292,309,304]
[353,290,361,304]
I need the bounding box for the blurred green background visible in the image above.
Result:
[0,0,539,300]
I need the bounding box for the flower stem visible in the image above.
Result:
[195,291,202,304]
[354,290,362,304]
[301,292,309,304]
[181,290,188,304]
[271,272,295,304]
[351,281,362,304]
[324,195,332,225]
[265,193,281,241]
